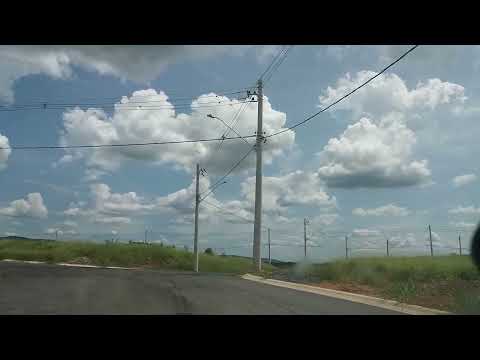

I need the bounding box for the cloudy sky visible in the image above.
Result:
[0,45,478,261]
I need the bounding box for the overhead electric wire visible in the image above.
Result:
[202,46,293,181]
[209,47,291,153]
[1,47,418,151]
[263,46,293,85]
[201,199,270,231]
[0,100,257,113]
[12,87,254,104]
[215,94,251,152]
[258,46,288,81]
[201,199,255,225]
[5,92,252,108]
[266,45,419,139]
[208,114,251,146]
[200,146,255,198]
[0,135,257,151]
[199,180,228,203]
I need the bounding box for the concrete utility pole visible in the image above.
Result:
[428,224,433,257]
[194,163,200,272]
[268,228,271,264]
[345,235,348,259]
[459,234,462,256]
[253,79,263,272]
[387,238,390,257]
[304,218,308,258]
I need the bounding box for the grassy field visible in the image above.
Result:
[274,255,480,313]
[0,238,275,275]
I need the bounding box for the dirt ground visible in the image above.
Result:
[310,280,480,312]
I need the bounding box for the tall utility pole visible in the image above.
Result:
[345,235,348,259]
[268,228,271,264]
[387,238,390,257]
[253,79,263,272]
[304,218,308,258]
[428,224,433,257]
[193,164,200,272]
[459,234,462,256]
[144,229,147,244]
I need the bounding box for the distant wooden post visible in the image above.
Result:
[459,234,462,256]
[429,225,433,257]
[345,235,348,259]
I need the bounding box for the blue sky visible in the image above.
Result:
[0,45,479,261]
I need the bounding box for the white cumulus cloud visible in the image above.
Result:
[325,45,352,61]
[57,89,295,178]
[0,45,290,104]
[449,221,476,228]
[46,228,63,235]
[0,45,264,103]
[95,216,131,225]
[239,171,336,216]
[389,233,420,248]
[452,174,477,188]
[319,70,466,119]
[311,213,339,226]
[0,133,11,170]
[90,183,155,214]
[448,205,480,215]
[317,117,431,188]
[352,204,409,217]
[62,220,78,228]
[0,193,48,218]
[352,229,380,237]
[63,183,155,225]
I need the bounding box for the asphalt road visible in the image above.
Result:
[0,261,402,315]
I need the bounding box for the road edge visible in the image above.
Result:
[242,273,450,315]
[1,258,138,270]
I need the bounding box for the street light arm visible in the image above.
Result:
[206,114,252,146]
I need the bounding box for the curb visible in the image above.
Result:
[1,259,137,271]
[241,273,450,315]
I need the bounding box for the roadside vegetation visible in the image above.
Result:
[0,238,275,275]
[4,237,478,313]
[273,255,480,314]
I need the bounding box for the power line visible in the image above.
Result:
[201,199,254,224]
[201,199,270,231]
[9,87,254,104]
[266,45,419,139]
[0,135,257,151]
[6,94,248,107]
[200,146,255,198]
[264,46,294,85]
[207,114,251,146]
[199,180,227,203]
[215,100,250,152]
[4,95,254,109]
[0,100,257,113]
[258,46,288,81]
[206,46,292,187]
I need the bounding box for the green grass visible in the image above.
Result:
[453,289,480,314]
[281,255,480,313]
[0,238,275,275]
[305,256,479,283]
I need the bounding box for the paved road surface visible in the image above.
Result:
[0,261,402,314]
